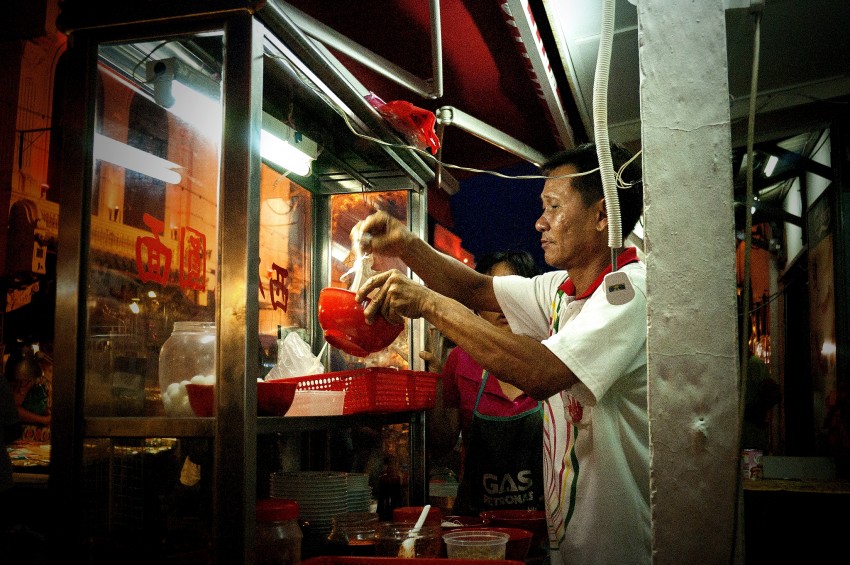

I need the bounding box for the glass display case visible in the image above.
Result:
[51,3,434,562]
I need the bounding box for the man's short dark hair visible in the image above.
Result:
[474,250,540,278]
[541,142,643,240]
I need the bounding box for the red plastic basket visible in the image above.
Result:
[294,368,440,414]
[300,558,523,565]
[346,367,413,413]
[410,372,440,410]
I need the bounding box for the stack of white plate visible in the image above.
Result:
[345,472,373,513]
[270,471,349,535]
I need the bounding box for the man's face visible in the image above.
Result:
[535,164,604,270]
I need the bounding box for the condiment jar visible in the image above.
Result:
[326,512,379,556]
[376,456,403,521]
[158,321,215,416]
[255,499,303,565]
[374,521,442,558]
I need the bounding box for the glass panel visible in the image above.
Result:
[80,437,213,560]
[257,163,312,377]
[87,34,223,417]
[328,192,409,371]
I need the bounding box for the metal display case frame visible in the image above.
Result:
[51,2,434,562]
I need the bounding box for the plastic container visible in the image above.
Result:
[479,509,548,555]
[255,499,303,565]
[317,287,403,357]
[158,321,216,416]
[441,527,532,561]
[374,522,442,558]
[440,515,491,529]
[442,530,510,561]
[257,379,298,416]
[326,512,380,556]
[293,368,440,415]
[392,506,442,527]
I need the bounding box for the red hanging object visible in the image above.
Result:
[366,93,441,155]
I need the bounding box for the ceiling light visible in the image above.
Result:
[763,155,779,177]
[93,133,183,184]
[146,58,222,140]
[331,242,350,263]
[261,113,318,177]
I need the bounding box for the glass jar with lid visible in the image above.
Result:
[255,498,303,565]
[326,512,379,556]
[374,521,442,558]
[158,321,216,416]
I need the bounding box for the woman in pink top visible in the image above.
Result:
[427,251,544,516]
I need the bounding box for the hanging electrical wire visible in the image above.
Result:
[263,49,643,185]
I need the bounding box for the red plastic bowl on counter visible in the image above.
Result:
[479,509,548,554]
[185,383,214,417]
[317,287,403,357]
[185,380,297,417]
[393,505,443,527]
[257,379,297,416]
[440,515,491,529]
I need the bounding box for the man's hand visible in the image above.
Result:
[419,350,445,374]
[353,211,415,258]
[356,269,433,325]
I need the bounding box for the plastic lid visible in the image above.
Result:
[256,499,299,522]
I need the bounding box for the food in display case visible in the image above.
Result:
[158,321,216,416]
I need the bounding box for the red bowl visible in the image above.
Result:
[479,510,548,553]
[440,527,533,561]
[393,506,443,527]
[440,515,491,529]
[185,381,297,417]
[185,383,214,417]
[257,380,297,416]
[317,287,403,357]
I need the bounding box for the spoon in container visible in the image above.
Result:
[398,504,431,558]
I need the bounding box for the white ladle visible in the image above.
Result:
[398,504,431,558]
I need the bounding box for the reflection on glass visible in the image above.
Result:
[329,192,410,371]
[258,164,312,376]
[80,437,213,558]
[86,35,223,417]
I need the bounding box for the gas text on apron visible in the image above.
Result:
[452,371,544,516]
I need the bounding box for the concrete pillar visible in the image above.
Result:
[638,0,741,562]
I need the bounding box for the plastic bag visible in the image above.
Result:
[341,224,378,293]
[265,331,325,380]
[365,93,441,155]
[340,252,377,293]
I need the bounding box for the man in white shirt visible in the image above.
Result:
[355,142,649,565]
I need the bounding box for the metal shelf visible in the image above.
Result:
[83,411,419,437]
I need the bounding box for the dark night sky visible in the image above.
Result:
[450,161,553,273]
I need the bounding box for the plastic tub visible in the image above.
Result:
[441,527,532,561]
[442,530,510,560]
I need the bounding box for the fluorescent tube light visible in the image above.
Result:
[94,133,183,184]
[763,155,779,177]
[261,112,318,177]
[331,242,350,263]
[146,58,222,141]
[261,130,314,176]
[169,80,222,140]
